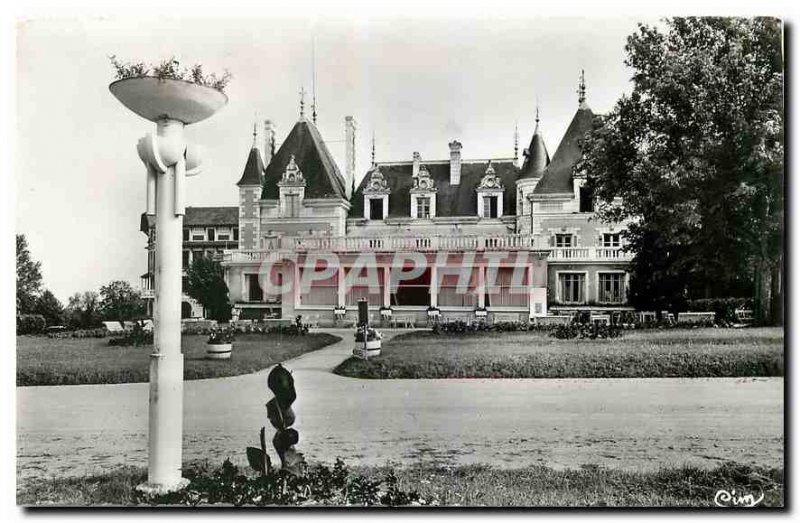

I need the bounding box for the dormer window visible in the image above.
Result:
[363,166,390,221]
[278,155,306,218]
[476,161,504,219]
[410,164,437,219]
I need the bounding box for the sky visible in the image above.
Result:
[16,15,657,302]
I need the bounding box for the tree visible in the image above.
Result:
[16,234,42,314]
[65,291,102,329]
[99,280,145,323]
[34,290,65,327]
[185,256,231,322]
[581,17,783,323]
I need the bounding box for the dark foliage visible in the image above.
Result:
[17,314,46,335]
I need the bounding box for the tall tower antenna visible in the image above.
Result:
[311,36,317,124]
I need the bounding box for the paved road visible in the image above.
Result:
[17,330,784,483]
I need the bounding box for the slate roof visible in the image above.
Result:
[349,159,519,219]
[532,105,595,195]
[236,147,265,186]
[261,119,347,200]
[140,206,238,233]
[519,124,550,179]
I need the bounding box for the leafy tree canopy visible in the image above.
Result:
[99,280,145,323]
[581,17,783,322]
[16,234,42,314]
[185,256,231,322]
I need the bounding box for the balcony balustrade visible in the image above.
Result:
[222,234,632,264]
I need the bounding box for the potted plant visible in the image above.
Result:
[353,326,382,358]
[206,325,235,359]
[426,306,441,318]
[108,56,230,125]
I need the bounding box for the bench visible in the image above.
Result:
[301,314,320,329]
[492,313,521,324]
[677,311,715,323]
[590,314,611,325]
[392,314,415,328]
[532,315,571,326]
[735,308,754,323]
[102,321,125,333]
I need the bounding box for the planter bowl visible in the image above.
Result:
[206,342,232,360]
[109,77,228,124]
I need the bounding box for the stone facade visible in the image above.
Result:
[218,86,633,325]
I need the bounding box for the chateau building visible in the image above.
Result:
[216,75,633,324]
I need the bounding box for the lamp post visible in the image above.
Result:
[109,76,228,493]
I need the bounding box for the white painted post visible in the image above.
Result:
[430,264,438,308]
[146,118,189,493]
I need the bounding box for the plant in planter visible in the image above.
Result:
[109,55,232,93]
[206,325,235,360]
[354,326,382,358]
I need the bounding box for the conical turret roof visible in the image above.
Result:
[519,118,550,179]
[532,104,594,195]
[236,146,265,186]
[261,119,347,199]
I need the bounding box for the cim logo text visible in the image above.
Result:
[714,488,764,508]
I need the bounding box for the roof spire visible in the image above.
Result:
[252,120,258,148]
[578,69,587,108]
[299,86,306,119]
[371,131,376,167]
[311,36,317,124]
[513,121,519,163]
[535,104,540,131]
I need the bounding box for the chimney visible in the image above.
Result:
[449,140,462,185]
[412,151,421,178]
[263,120,276,163]
[345,116,357,198]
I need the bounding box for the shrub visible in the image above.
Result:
[136,458,425,507]
[17,314,46,335]
[47,327,108,339]
[107,323,153,347]
[549,323,623,340]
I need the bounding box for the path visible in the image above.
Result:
[17,330,784,484]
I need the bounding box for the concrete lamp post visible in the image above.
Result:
[109,76,228,494]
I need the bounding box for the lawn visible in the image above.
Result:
[334,327,783,379]
[17,460,783,507]
[17,333,340,386]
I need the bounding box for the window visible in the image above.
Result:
[390,268,430,306]
[555,234,574,248]
[218,229,230,241]
[487,267,528,307]
[247,274,263,302]
[417,197,431,219]
[183,228,189,242]
[482,195,498,218]
[579,186,594,212]
[182,250,190,268]
[233,227,239,241]
[559,273,585,304]
[207,228,215,241]
[598,273,625,303]
[299,265,338,306]
[285,194,300,217]
[369,198,384,220]
[191,229,204,241]
[345,266,383,306]
[602,233,620,247]
[438,270,479,307]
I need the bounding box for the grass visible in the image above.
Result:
[334,327,783,379]
[17,333,340,386]
[17,461,784,507]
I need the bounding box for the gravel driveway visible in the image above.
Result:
[17,329,784,484]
